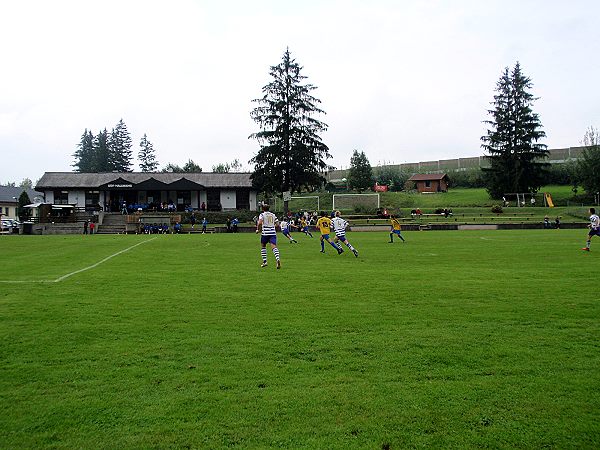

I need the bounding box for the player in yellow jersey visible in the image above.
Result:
[316,211,343,254]
[299,217,313,237]
[389,215,405,243]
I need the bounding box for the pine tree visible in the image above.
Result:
[18,191,31,220]
[347,150,373,192]
[109,119,133,172]
[72,129,95,172]
[138,134,158,172]
[93,129,111,172]
[481,62,549,199]
[249,48,332,212]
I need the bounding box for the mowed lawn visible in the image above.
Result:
[0,230,598,449]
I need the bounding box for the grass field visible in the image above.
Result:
[1,231,599,449]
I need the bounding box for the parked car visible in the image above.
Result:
[1,219,20,232]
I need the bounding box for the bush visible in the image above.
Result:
[491,205,503,214]
[447,168,486,188]
[373,166,411,191]
[182,210,257,225]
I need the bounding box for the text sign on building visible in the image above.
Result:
[107,184,133,188]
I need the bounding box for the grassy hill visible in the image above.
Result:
[281,186,591,224]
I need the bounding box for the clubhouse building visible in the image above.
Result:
[35,172,258,212]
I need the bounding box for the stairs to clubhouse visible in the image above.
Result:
[96,213,127,234]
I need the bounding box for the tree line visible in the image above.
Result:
[72,120,246,174]
[68,51,599,202]
[72,119,158,173]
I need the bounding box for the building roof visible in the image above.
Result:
[0,186,44,203]
[36,172,254,190]
[408,173,449,182]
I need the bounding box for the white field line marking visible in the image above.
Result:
[0,237,157,284]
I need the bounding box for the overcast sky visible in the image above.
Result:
[1,0,598,184]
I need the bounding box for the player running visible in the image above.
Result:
[280,218,298,243]
[256,204,281,269]
[316,211,343,254]
[389,215,406,243]
[332,211,358,257]
[582,207,600,251]
[299,216,313,238]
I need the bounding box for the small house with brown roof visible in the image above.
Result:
[408,173,449,193]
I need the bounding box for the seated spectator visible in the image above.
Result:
[543,216,551,229]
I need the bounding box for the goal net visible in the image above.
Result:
[288,196,320,212]
[269,196,320,213]
[332,193,380,213]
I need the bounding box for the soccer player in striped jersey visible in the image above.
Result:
[389,215,406,243]
[582,207,600,251]
[332,211,358,257]
[280,218,298,243]
[256,204,281,269]
[316,211,343,254]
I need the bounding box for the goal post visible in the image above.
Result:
[289,196,320,212]
[332,193,380,213]
[271,195,320,212]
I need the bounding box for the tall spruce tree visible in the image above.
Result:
[109,119,133,172]
[347,150,373,192]
[138,133,158,172]
[72,129,96,172]
[93,129,111,172]
[249,48,332,213]
[481,62,549,199]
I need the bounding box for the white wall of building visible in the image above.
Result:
[220,190,236,210]
[68,190,85,207]
[44,190,54,204]
[0,204,17,219]
[199,191,207,207]
[249,191,258,211]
